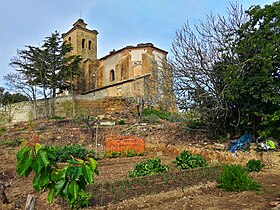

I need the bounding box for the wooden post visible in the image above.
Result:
[24,194,36,210]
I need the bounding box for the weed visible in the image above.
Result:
[246,159,265,172]
[217,164,261,192]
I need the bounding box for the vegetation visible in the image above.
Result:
[171,1,280,139]
[0,86,29,106]
[16,137,98,208]
[246,159,265,172]
[6,31,82,117]
[128,157,171,178]
[172,151,207,169]
[45,144,96,162]
[142,108,187,124]
[106,150,144,158]
[217,165,261,192]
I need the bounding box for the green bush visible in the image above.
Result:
[128,157,170,178]
[217,165,261,192]
[46,144,96,162]
[172,151,207,170]
[246,159,264,172]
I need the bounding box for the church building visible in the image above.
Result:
[62,19,176,111]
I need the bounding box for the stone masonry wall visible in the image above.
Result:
[0,95,134,124]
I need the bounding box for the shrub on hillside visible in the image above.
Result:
[217,164,261,192]
[246,159,265,172]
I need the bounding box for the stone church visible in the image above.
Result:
[62,19,176,111]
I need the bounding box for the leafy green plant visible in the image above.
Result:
[16,137,98,208]
[45,144,96,162]
[69,191,92,209]
[110,151,122,158]
[172,151,207,170]
[217,164,261,192]
[105,150,144,159]
[124,149,143,157]
[128,157,170,178]
[246,159,265,172]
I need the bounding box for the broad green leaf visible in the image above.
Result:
[39,172,50,188]
[68,180,79,199]
[54,179,66,193]
[87,157,98,171]
[32,174,41,191]
[81,165,94,184]
[16,155,32,176]
[48,188,55,203]
[38,149,50,168]
[16,146,30,161]
[35,143,42,153]
[61,182,69,196]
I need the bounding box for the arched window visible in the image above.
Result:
[88,40,92,50]
[82,38,85,49]
[110,69,115,81]
[68,37,71,42]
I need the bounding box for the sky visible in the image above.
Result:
[0,0,275,89]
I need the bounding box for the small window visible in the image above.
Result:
[88,40,92,50]
[110,69,115,81]
[82,38,85,49]
[68,37,71,42]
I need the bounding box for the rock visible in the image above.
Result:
[213,143,225,150]
[270,201,280,206]
[271,205,280,210]
[157,151,163,156]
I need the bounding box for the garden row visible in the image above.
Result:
[90,165,223,206]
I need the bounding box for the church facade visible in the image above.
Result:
[62,19,176,111]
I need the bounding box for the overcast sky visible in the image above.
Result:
[0,0,274,88]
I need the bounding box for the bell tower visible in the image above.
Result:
[63,19,99,93]
[62,19,98,61]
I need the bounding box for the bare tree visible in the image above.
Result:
[171,2,248,137]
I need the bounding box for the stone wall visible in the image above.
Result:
[0,95,134,124]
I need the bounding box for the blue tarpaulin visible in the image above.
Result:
[228,134,255,153]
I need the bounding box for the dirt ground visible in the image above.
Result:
[0,147,279,210]
[0,121,280,210]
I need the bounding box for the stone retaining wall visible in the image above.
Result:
[0,95,133,124]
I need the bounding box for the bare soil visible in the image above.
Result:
[0,121,279,210]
